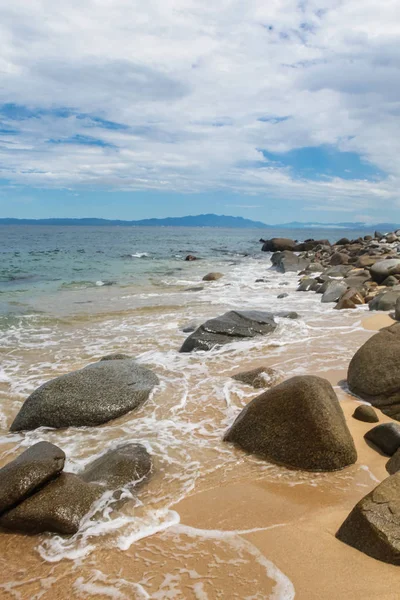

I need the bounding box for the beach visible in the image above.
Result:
[0,226,399,599]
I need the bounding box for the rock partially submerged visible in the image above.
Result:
[10,359,159,431]
[80,443,152,490]
[0,473,101,535]
[271,251,310,273]
[224,375,357,471]
[179,310,277,353]
[336,472,400,565]
[364,423,400,456]
[261,238,296,252]
[202,272,223,281]
[0,442,65,515]
[231,366,281,389]
[347,323,400,420]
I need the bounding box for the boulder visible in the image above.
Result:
[180,310,277,353]
[382,275,399,287]
[271,251,310,273]
[386,233,398,243]
[185,255,197,261]
[10,359,159,432]
[261,238,296,252]
[370,259,400,284]
[336,237,351,246]
[320,265,353,280]
[355,256,381,269]
[364,423,400,456]
[352,405,379,423]
[80,443,152,490]
[395,297,400,321]
[386,448,400,475]
[277,292,289,299]
[336,472,400,565]
[100,353,132,361]
[0,442,65,515]
[321,281,349,303]
[335,288,364,310]
[224,375,357,472]
[348,323,400,420]
[202,272,224,281]
[0,473,101,535]
[375,230,384,240]
[231,366,281,389]
[181,322,197,333]
[369,290,400,311]
[294,239,330,251]
[330,252,349,266]
[304,262,324,273]
[297,278,319,292]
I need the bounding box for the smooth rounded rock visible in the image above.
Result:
[386,448,400,475]
[369,290,400,311]
[352,405,379,423]
[364,423,400,456]
[231,366,281,389]
[370,259,400,284]
[202,272,223,281]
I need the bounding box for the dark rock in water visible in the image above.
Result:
[182,322,197,333]
[370,259,400,284]
[185,255,198,261]
[297,278,319,292]
[271,251,310,273]
[10,359,159,431]
[364,423,400,456]
[335,288,364,310]
[336,472,400,565]
[348,323,400,421]
[276,311,299,319]
[0,442,65,515]
[261,238,296,252]
[277,293,289,299]
[100,353,132,361]
[232,366,281,389]
[180,310,277,353]
[184,286,204,292]
[202,272,223,281]
[352,405,379,423]
[224,375,357,472]
[369,290,400,311]
[80,443,152,490]
[294,239,330,252]
[0,473,101,535]
[386,448,400,474]
[321,281,349,303]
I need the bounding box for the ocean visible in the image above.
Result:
[0,225,383,599]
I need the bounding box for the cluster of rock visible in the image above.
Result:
[262,231,400,311]
[0,441,151,535]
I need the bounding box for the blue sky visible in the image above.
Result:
[0,1,399,224]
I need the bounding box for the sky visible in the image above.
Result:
[0,0,399,224]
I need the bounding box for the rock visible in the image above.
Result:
[297,278,319,292]
[185,286,204,292]
[370,259,400,284]
[348,323,400,420]
[321,281,349,303]
[336,237,351,245]
[355,256,381,268]
[80,443,152,490]
[305,262,324,273]
[369,290,400,311]
[232,366,281,389]
[395,297,400,320]
[202,272,224,281]
[277,293,289,299]
[382,275,399,287]
[374,231,384,240]
[0,442,65,515]
[330,252,349,266]
[276,311,299,319]
[261,238,296,252]
[10,359,159,432]
[180,310,277,353]
[386,448,400,474]
[352,405,379,423]
[182,322,197,333]
[224,375,357,471]
[336,472,400,565]
[386,233,398,243]
[271,251,310,273]
[320,265,353,279]
[100,353,132,361]
[294,239,330,252]
[0,473,101,535]
[364,423,400,455]
[335,288,364,310]
[185,255,198,261]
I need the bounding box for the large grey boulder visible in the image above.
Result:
[370,259,400,284]
[10,360,159,431]
[261,238,296,252]
[0,473,101,535]
[297,278,319,292]
[336,472,400,565]
[321,281,349,303]
[0,442,65,515]
[179,310,277,353]
[224,375,357,472]
[80,443,152,490]
[348,323,400,420]
[369,290,400,311]
[271,251,310,273]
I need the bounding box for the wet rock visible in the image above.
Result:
[180,310,277,353]
[202,272,224,281]
[185,255,198,261]
[320,265,353,279]
[261,238,296,252]
[277,293,288,299]
[352,405,379,423]
[370,259,400,284]
[100,353,132,361]
[80,443,152,490]
[271,251,310,273]
[297,278,319,292]
[364,423,400,456]
[10,360,159,431]
[335,288,364,310]
[232,366,281,389]
[224,375,357,472]
[305,262,324,273]
[336,472,400,565]
[386,448,400,474]
[182,322,197,333]
[184,286,204,292]
[0,473,101,535]
[369,290,400,311]
[0,442,65,515]
[321,281,349,303]
[276,311,299,319]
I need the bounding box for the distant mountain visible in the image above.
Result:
[274,221,400,230]
[0,214,267,228]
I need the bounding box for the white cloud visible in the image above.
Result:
[0,0,399,213]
